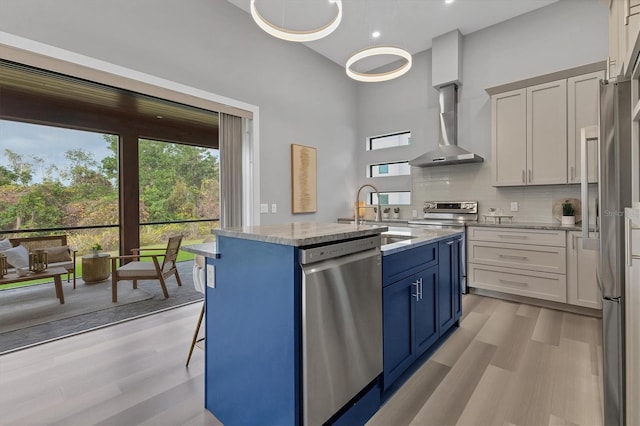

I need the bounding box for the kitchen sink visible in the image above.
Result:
[380,234,414,245]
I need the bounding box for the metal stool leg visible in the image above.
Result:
[186,302,205,367]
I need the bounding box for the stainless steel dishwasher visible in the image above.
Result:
[300,236,383,426]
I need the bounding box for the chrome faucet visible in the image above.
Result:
[355,184,381,224]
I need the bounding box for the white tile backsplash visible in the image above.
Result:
[411,162,598,224]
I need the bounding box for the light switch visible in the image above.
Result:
[271,203,277,213]
[510,202,519,212]
[206,264,215,288]
[260,203,269,213]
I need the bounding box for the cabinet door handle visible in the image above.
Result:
[412,280,420,300]
[498,234,527,239]
[570,166,574,181]
[529,169,533,182]
[499,279,528,287]
[419,278,423,300]
[498,254,528,261]
[522,170,525,183]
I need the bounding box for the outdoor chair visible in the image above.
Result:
[111,235,184,303]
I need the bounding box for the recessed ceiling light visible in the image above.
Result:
[156,115,163,119]
[372,31,381,38]
[445,0,454,4]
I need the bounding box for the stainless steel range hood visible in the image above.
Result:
[409,30,483,167]
[409,84,483,167]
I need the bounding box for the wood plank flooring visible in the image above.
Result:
[0,295,602,426]
[369,294,603,426]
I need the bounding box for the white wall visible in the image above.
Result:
[0,0,359,224]
[356,0,608,223]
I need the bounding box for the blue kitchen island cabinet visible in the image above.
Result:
[438,236,463,332]
[382,234,463,390]
[203,222,386,426]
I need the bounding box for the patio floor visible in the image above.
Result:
[0,260,201,354]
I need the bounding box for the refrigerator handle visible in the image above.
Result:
[580,126,599,250]
[627,217,633,267]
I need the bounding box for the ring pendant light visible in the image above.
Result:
[346,46,412,83]
[250,0,343,42]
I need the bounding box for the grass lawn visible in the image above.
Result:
[0,238,204,290]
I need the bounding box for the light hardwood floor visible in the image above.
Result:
[369,294,603,426]
[0,295,603,426]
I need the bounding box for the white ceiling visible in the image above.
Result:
[227,0,559,71]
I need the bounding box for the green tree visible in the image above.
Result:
[138,139,219,222]
[63,148,113,200]
[4,149,33,186]
[0,165,18,186]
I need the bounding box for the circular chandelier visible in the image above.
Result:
[346,46,412,83]
[250,0,343,43]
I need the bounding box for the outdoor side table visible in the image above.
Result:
[82,253,111,283]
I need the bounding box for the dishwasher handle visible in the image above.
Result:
[299,236,380,264]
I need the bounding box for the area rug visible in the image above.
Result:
[0,281,153,334]
[0,260,203,353]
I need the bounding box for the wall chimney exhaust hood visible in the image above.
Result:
[409,30,484,167]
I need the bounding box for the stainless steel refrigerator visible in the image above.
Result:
[581,79,632,426]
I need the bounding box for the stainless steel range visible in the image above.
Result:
[408,201,478,293]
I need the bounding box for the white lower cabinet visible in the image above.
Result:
[566,231,601,309]
[468,227,567,303]
[468,263,566,303]
[469,227,601,310]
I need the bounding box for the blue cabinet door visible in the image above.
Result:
[382,275,415,389]
[438,239,456,332]
[414,265,439,358]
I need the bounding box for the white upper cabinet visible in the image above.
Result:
[527,79,568,185]
[492,89,527,186]
[492,79,567,186]
[491,70,602,187]
[609,0,640,77]
[567,71,605,184]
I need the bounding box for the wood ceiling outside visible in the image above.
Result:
[0,60,219,146]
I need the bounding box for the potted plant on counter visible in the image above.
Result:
[393,207,400,219]
[382,207,390,220]
[561,200,576,226]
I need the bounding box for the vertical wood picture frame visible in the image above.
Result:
[291,144,317,213]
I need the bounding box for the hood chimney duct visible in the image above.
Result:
[409,30,484,167]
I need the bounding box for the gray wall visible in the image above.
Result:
[356,0,609,222]
[0,0,610,224]
[0,0,359,224]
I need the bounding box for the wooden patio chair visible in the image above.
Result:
[111,235,184,303]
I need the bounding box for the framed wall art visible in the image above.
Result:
[291,144,317,213]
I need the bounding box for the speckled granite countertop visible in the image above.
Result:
[181,242,219,258]
[380,227,463,256]
[469,221,595,231]
[213,222,388,247]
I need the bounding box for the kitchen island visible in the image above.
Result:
[196,222,463,425]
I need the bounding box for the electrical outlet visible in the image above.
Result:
[412,209,418,218]
[271,203,277,213]
[510,202,519,212]
[260,203,268,213]
[206,264,215,288]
